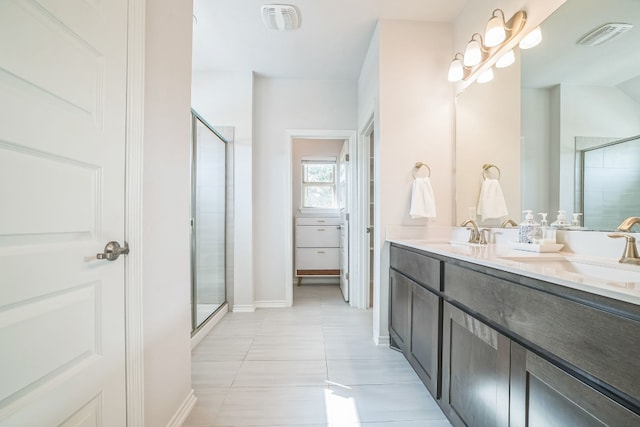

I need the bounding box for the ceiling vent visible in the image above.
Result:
[577,22,633,46]
[261,4,300,31]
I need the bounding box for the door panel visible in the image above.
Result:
[0,0,127,425]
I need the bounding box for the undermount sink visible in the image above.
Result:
[497,256,640,286]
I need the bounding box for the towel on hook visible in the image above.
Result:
[476,178,508,221]
[410,177,437,219]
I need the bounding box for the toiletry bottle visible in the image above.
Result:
[570,213,583,230]
[519,210,539,244]
[550,210,569,229]
[534,213,549,244]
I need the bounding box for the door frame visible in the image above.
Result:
[284,129,357,307]
[357,114,375,309]
[124,0,145,425]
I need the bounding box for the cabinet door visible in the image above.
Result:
[442,302,510,427]
[389,270,411,351]
[409,282,441,399]
[510,343,640,427]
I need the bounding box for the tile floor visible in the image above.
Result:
[185,284,451,427]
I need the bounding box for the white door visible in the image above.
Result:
[338,141,349,302]
[0,0,128,425]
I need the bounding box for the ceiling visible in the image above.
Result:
[192,0,468,80]
[521,0,640,102]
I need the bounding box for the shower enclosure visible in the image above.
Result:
[191,109,227,332]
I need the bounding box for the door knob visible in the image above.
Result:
[97,241,130,261]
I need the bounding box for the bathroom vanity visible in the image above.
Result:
[389,240,640,426]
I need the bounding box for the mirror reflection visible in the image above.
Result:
[456,0,640,230]
[520,0,640,230]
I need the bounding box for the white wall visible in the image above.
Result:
[143,0,194,425]
[363,20,455,343]
[522,87,552,214]
[253,78,358,305]
[191,70,254,311]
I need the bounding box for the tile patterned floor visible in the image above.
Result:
[185,284,451,427]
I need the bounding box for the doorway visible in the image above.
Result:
[285,130,357,307]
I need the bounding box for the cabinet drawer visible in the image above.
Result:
[295,248,339,270]
[296,225,339,247]
[390,244,441,291]
[296,217,341,226]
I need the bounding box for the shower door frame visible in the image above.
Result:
[190,109,229,333]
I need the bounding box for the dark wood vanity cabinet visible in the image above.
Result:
[389,245,442,399]
[510,343,640,427]
[389,243,640,426]
[389,269,411,350]
[441,302,510,427]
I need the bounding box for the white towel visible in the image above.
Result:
[476,178,508,221]
[410,177,437,219]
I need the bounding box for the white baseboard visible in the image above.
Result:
[191,304,228,350]
[166,389,197,427]
[255,300,288,308]
[232,304,256,312]
[375,335,390,346]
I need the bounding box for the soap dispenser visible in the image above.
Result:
[519,210,539,244]
[551,210,570,229]
[535,213,556,244]
[569,213,583,230]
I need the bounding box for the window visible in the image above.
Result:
[301,157,337,209]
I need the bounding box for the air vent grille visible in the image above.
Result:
[261,4,300,31]
[577,22,633,46]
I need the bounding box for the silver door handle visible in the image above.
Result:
[97,241,129,261]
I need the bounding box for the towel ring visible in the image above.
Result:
[482,163,501,180]
[412,162,431,178]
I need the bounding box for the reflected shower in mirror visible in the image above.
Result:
[578,135,640,230]
[191,110,228,331]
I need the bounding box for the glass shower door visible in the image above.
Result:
[191,110,227,331]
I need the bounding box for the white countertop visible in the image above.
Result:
[389,238,640,306]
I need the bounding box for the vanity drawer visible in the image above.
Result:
[295,248,339,271]
[295,225,339,247]
[296,217,341,226]
[390,244,442,292]
[444,263,640,405]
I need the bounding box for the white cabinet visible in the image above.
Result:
[295,216,340,284]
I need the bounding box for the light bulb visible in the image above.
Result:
[448,58,464,82]
[485,15,506,47]
[463,39,482,67]
[519,26,542,49]
[495,50,515,68]
[477,67,494,84]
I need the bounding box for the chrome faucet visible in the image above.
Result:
[460,219,488,244]
[608,233,640,265]
[617,217,640,232]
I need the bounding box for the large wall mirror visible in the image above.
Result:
[456,0,640,230]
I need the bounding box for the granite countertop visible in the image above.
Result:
[389,238,640,306]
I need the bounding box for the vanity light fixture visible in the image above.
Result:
[519,26,542,49]
[447,53,466,82]
[447,9,543,83]
[477,67,494,84]
[463,33,486,67]
[484,9,508,47]
[495,49,515,68]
